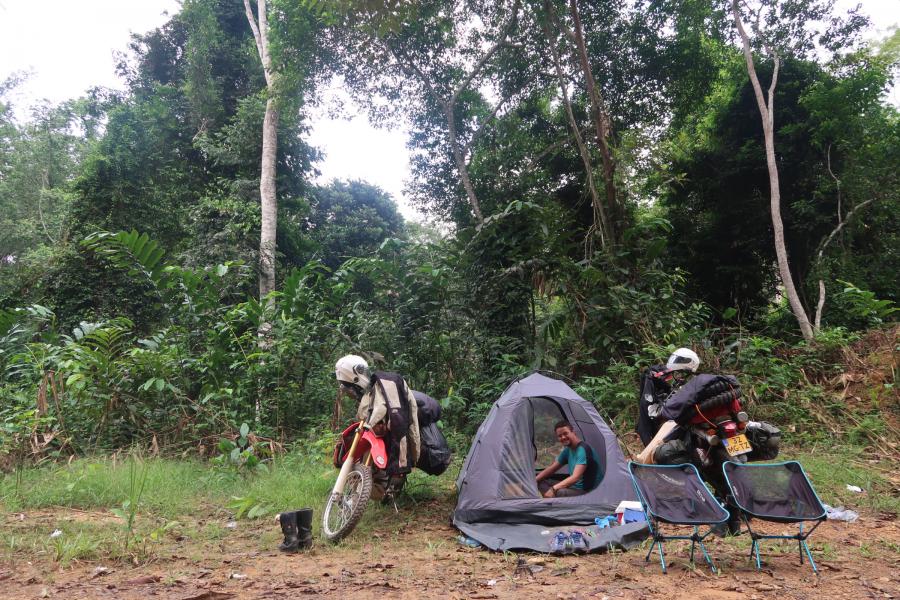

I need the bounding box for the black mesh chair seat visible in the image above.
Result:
[628,462,729,574]
[723,461,826,522]
[722,461,827,574]
[630,463,730,525]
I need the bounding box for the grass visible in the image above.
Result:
[0,450,454,565]
[788,446,899,514]
[0,441,893,568]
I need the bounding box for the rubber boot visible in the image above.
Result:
[278,511,300,552]
[296,508,313,550]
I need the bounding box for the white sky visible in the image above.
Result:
[0,0,897,221]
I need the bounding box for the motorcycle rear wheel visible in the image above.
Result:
[323,463,373,542]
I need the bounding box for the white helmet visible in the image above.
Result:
[335,354,371,390]
[666,347,700,373]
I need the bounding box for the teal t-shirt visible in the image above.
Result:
[557,444,601,490]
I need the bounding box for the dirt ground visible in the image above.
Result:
[2,497,898,600]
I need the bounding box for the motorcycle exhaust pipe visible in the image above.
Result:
[694,427,720,446]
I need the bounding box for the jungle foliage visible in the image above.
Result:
[0,0,896,461]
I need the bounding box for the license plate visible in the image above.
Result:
[723,433,752,456]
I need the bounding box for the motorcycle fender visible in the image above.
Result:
[360,430,388,470]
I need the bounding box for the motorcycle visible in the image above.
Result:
[637,370,781,531]
[322,421,398,541]
[323,391,451,542]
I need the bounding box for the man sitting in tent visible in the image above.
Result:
[536,421,602,497]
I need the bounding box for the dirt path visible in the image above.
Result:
[2,498,898,600]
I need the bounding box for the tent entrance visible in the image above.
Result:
[498,396,579,499]
[531,397,568,470]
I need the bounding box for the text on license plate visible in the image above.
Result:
[723,433,752,456]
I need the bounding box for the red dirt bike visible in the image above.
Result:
[639,373,781,533]
[322,421,404,541]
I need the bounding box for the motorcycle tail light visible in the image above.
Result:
[738,421,747,430]
[723,421,738,437]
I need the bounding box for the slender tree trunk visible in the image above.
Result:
[732,1,814,341]
[444,104,484,223]
[568,0,619,242]
[541,2,608,254]
[244,0,278,300]
[259,97,279,298]
[245,0,279,424]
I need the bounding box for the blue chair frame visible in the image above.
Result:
[628,462,730,574]
[722,461,827,574]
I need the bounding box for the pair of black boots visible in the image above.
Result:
[278,508,313,552]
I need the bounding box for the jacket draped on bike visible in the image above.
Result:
[356,370,421,475]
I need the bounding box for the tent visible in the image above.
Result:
[453,373,648,552]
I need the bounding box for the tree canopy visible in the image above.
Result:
[0,0,896,450]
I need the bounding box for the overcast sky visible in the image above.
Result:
[1,0,897,220]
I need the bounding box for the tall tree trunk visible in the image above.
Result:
[541,2,609,254]
[244,0,278,300]
[568,0,619,243]
[732,1,814,341]
[245,0,279,423]
[259,97,279,298]
[444,104,484,223]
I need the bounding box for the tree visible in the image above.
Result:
[306,180,406,270]
[326,1,530,226]
[0,89,97,302]
[243,0,280,300]
[729,0,866,339]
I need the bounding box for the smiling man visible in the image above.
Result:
[536,421,602,498]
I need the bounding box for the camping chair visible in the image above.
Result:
[722,461,827,574]
[628,462,730,574]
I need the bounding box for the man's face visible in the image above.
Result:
[555,426,576,448]
[340,381,361,400]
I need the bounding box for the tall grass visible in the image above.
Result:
[0,453,338,521]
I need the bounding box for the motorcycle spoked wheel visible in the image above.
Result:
[322,463,373,542]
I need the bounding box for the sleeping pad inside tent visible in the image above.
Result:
[453,373,649,552]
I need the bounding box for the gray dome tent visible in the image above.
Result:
[453,373,647,552]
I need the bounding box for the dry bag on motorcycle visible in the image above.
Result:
[660,374,740,425]
[412,391,452,475]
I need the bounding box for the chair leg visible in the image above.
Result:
[657,541,667,574]
[751,539,762,570]
[698,539,717,574]
[645,541,655,563]
[801,540,819,575]
[690,528,697,565]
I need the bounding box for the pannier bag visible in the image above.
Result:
[652,438,692,466]
[417,421,452,475]
[413,390,442,426]
[745,421,781,461]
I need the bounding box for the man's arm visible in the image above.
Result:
[536,461,562,483]
[551,464,586,491]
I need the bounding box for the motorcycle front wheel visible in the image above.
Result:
[322,462,373,542]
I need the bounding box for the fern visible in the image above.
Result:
[83,230,167,287]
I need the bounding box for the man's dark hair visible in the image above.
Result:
[554,420,573,432]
